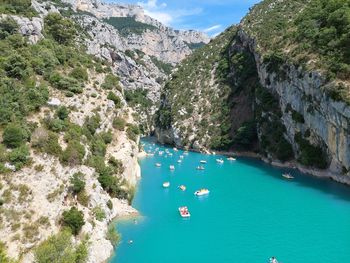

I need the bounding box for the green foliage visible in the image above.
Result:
[69,67,88,81]
[0,17,18,40]
[106,224,120,247]
[3,124,29,148]
[233,121,257,149]
[125,89,152,109]
[4,54,29,79]
[44,13,76,45]
[103,17,157,36]
[34,229,88,263]
[295,132,328,169]
[150,56,173,75]
[126,124,140,142]
[48,71,83,94]
[61,207,85,235]
[83,114,101,136]
[291,110,305,123]
[107,92,122,108]
[101,74,121,91]
[0,0,37,17]
[8,145,30,169]
[56,106,69,121]
[0,242,16,263]
[70,172,85,194]
[32,129,62,157]
[92,206,106,221]
[61,140,85,166]
[112,117,126,131]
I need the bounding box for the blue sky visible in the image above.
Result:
[105,0,261,36]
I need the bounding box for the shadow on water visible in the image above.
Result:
[238,157,350,203]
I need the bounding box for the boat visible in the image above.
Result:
[163,182,170,188]
[155,163,161,167]
[146,153,154,157]
[282,173,294,179]
[128,240,133,244]
[169,165,175,170]
[168,153,173,156]
[196,166,205,170]
[177,160,182,163]
[179,155,184,159]
[194,189,210,196]
[269,257,279,263]
[179,185,186,191]
[178,206,191,218]
[158,151,164,156]
[200,160,207,164]
[173,147,178,151]
[212,152,216,155]
[216,159,224,164]
[184,151,189,155]
[227,157,236,161]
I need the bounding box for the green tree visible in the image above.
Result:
[61,207,85,235]
[3,124,29,148]
[44,13,76,45]
[70,172,85,194]
[0,17,18,39]
[4,54,29,79]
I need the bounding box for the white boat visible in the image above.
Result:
[155,163,161,167]
[282,173,294,179]
[196,166,205,170]
[227,157,236,161]
[158,151,164,156]
[178,206,191,218]
[194,189,210,196]
[200,160,207,164]
[179,155,184,159]
[269,257,279,263]
[216,159,224,164]
[184,151,189,155]
[163,182,170,188]
[179,185,186,191]
[173,147,178,151]
[168,153,173,157]
[169,165,175,170]
[177,160,182,163]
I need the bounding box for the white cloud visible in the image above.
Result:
[137,0,202,26]
[203,24,222,33]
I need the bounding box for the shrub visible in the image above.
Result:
[83,114,101,136]
[291,110,305,123]
[92,206,106,221]
[233,121,257,149]
[91,137,107,157]
[101,74,121,91]
[56,106,69,120]
[0,17,18,39]
[126,124,140,142]
[32,129,62,157]
[34,229,88,263]
[107,91,122,108]
[112,117,126,131]
[70,172,85,194]
[3,124,29,148]
[100,131,113,144]
[8,145,30,170]
[61,207,85,235]
[106,224,120,247]
[61,140,85,166]
[0,241,16,263]
[69,67,88,81]
[106,200,113,210]
[4,54,29,79]
[44,13,76,45]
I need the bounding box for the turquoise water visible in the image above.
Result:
[110,138,350,263]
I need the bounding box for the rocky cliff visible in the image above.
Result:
[156,0,350,184]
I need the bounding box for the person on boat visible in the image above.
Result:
[270,257,278,263]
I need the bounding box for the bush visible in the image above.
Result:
[61,207,85,235]
[91,137,107,157]
[0,0,37,17]
[32,128,62,157]
[56,106,69,120]
[3,124,29,148]
[84,114,101,136]
[112,117,126,131]
[106,224,120,247]
[107,91,122,108]
[101,74,121,91]
[126,124,140,142]
[291,110,305,123]
[0,17,18,39]
[44,13,76,45]
[61,140,85,166]
[233,121,257,149]
[93,206,106,221]
[34,229,88,263]
[70,172,85,194]
[8,145,30,170]
[69,67,88,81]
[4,54,29,79]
